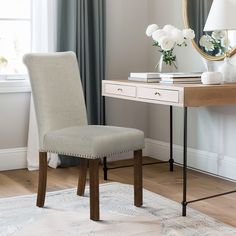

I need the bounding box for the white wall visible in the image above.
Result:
[105,0,149,135]
[0,92,30,170]
[0,92,30,149]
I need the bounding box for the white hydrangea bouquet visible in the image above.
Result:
[146,24,195,69]
[200,31,230,56]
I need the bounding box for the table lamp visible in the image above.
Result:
[204,0,236,83]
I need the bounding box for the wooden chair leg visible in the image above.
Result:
[37,152,47,207]
[103,157,108,180]
[134,150,143,207]
[77,158,88,196]
[89,159,100,221]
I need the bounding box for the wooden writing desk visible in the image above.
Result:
[102,79,236,216]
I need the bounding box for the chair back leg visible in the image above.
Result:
[89,159,100,221]
[77,158,88,196]
[37,152,47,207]
[103,157,108,180]
[134,150,143,207]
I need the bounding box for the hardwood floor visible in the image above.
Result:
[0,157,236,227]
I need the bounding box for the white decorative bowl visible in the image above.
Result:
[201,72,223,85]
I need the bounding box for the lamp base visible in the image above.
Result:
[218,57,236,83]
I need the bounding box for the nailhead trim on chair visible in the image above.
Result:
[39,145,145,159]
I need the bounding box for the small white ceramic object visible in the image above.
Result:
[201,72,223,85]
[218,57,236,83]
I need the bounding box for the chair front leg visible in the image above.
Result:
[77,158,88,196]
[37,152,47,207]
[89,159,100,221]
[134,150,143,207]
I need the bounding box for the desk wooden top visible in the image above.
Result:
[102,80,236,107]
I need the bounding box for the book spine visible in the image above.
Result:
[161,78,201,82]
[160,81,201,84]
[128,77,160,82]
[128,77,148,82]
[130,73,160,79]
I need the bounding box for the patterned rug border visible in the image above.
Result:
[0,182,233,226]
[0,182,235,236]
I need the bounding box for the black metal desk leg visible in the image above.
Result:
[103,157,108,180]
[182,107,188,216]
[169,106,174,172]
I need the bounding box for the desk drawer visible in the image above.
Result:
[137,87,179,103]
[104,83,136,97]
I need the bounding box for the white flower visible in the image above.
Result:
[199,35,209,47]
[171,29,185,45]
[205,42,214,51]
[152,29,168,42]
[145,24,190,66]
[199,35,214,51]
[212,31,225,40]
[159,36,175,51]
[221,37,230,49]
[163,24,176,33]
[183,28,195,40]
[146,24,159,37]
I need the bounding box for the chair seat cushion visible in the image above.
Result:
[43,125,144,159]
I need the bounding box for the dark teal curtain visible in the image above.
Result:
[188,0,213,48]
[56,0,106,167]
[56,0,106,125]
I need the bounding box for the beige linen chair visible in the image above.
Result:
[23,52,144,221]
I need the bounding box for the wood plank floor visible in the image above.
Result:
[0,157,236,227]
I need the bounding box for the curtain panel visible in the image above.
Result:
[56,0,106,125]
[27,0,60,170]
[56,0,106,167]
[189,0,213,48]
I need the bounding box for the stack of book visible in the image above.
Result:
[128,72,202,84]
[160,72,202,84]
[128,72,161,83]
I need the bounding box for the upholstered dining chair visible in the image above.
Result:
[23,52,144,221]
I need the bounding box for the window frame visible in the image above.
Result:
[0,0,32,81]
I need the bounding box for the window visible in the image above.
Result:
[0,0,31,78]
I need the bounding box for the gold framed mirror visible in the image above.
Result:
[183,0,236,61]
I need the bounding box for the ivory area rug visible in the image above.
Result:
[0,183,236,236]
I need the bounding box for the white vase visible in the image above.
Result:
[218,57,236,83]
[157,55,177,73]
[201,57,216,72]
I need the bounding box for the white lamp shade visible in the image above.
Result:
[204,0,236,31]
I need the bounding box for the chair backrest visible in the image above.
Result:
[23,52,88,149]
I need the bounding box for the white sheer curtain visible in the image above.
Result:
[27,0,60,170]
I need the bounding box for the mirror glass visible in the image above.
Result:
[184,0,236,60]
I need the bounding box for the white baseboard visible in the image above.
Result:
[2,140,236,181]
[145,138,236,181]
[0,147,27,171]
